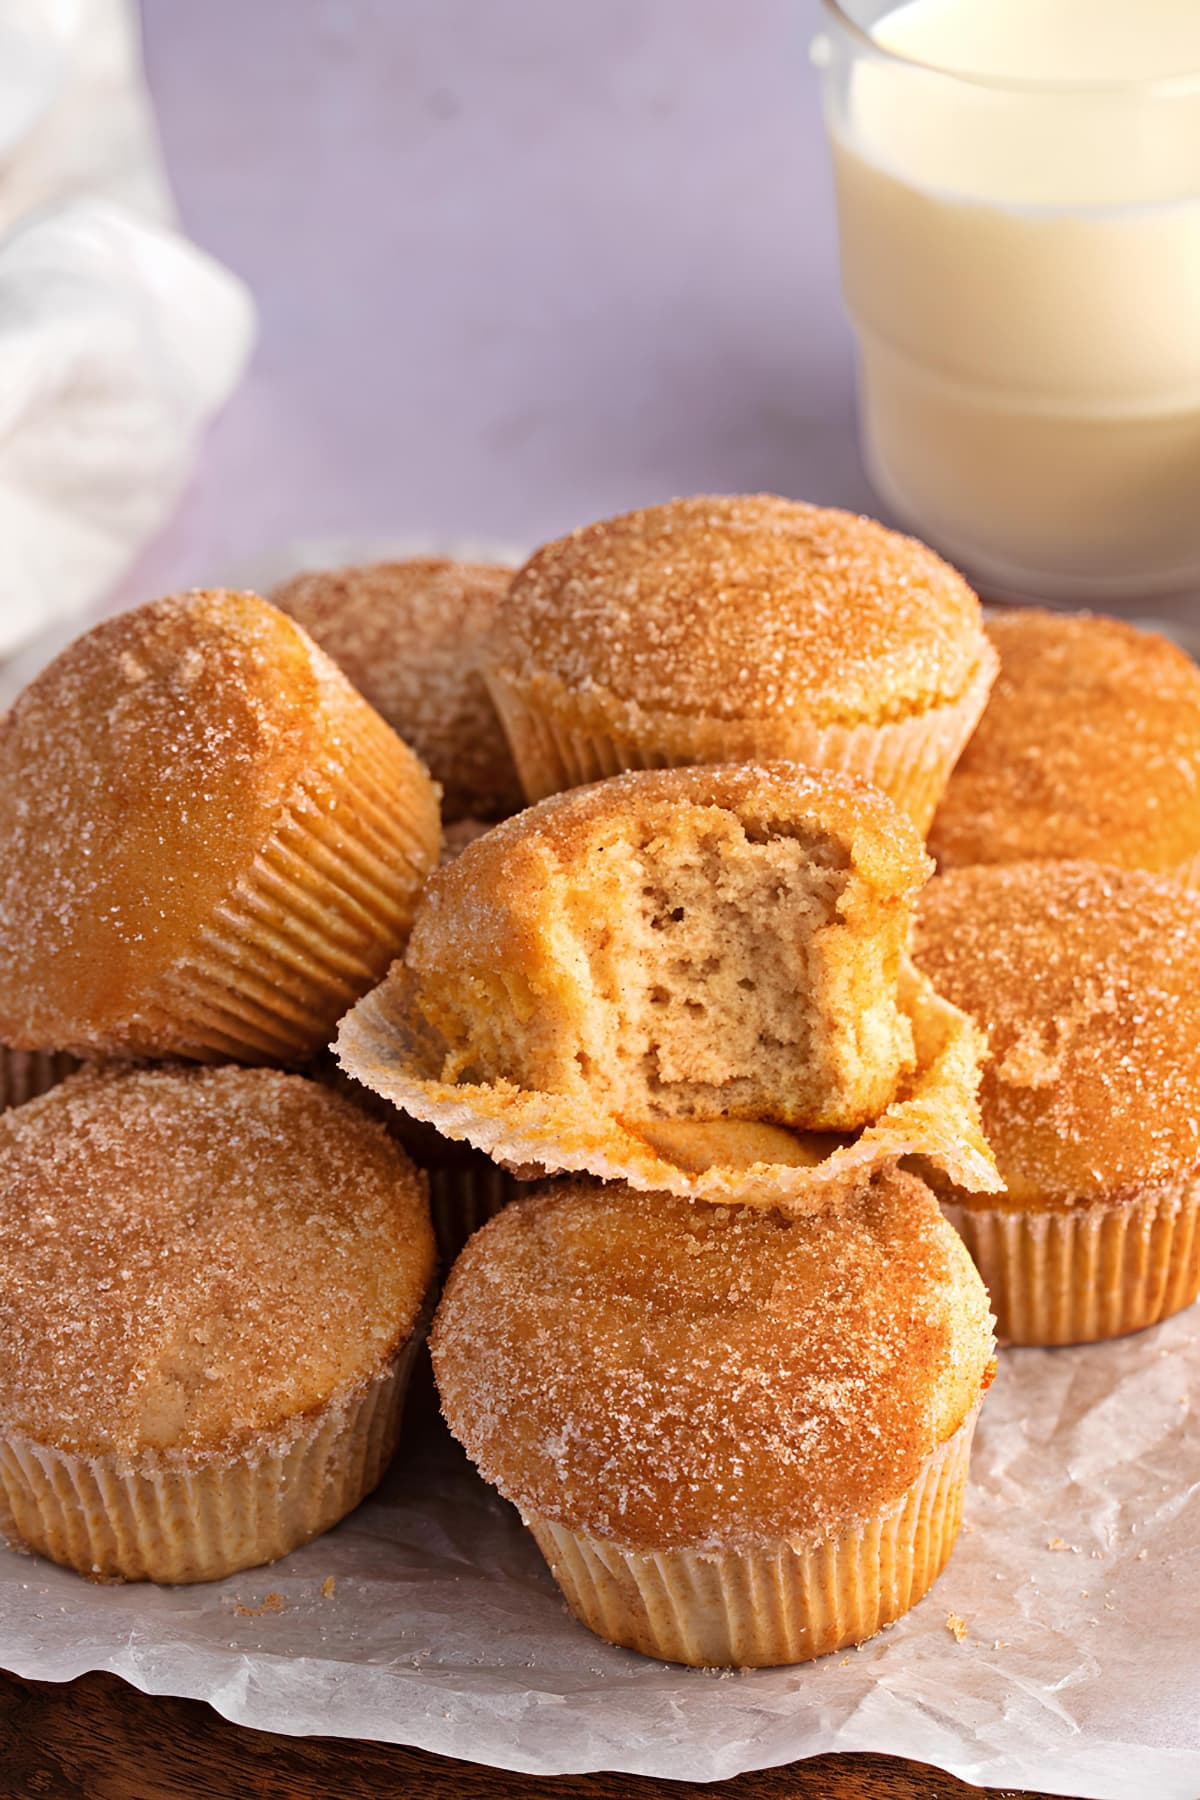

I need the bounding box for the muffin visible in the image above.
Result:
[0,590,441,1065]
[0,1047,78,1112]
[432,1170,995,1667]
[338,764,999,1208]
[0,1065,435,1583]
[913,862,1200,1344]
[483,495,997,829]
[929,609,1200,885]
[273,557,523,823]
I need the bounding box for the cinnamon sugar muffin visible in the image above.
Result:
[432,1169,995,1667]
[0,590,441,1065]
[0,1065,435,1582]
[913,862,1200,1344]
[929,609,1200,884]
[338,764,999,1208]
[274,558,523,823]
[484,495,996,828]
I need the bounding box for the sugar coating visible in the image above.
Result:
[431,1169,994,1551]
[488,495,988,726]
[274,558,522,821]
[405,764,931,1132]
[0,1066,435,1464]
[913,862,1200,1204]
[930,609,1200,875]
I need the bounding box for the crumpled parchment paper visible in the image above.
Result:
[2,564,1198,1799]
[2,1315,1198,1799]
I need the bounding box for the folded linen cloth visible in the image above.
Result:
[0,0,254,659]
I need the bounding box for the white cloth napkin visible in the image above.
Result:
[0,0,254,659]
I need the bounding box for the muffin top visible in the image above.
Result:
[274,557,522,821]
[488,495,988,726]
[0,589,437,1053]
[411,760,931,978]
[913,862,1200,1204]
[0,1066,434,1463]
[929,609,1200,876]
[432,1169,993,1551]
[405,762,932,1135]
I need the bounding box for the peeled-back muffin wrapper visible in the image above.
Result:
[941,1175,1200,1348]
[523,1400,980,1668]
[336,957,1001,1210]
[485,646,998,835]
[0,1314,429,1585]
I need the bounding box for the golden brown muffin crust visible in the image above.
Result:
[930,609,1200,875]
[0,1066,435,1463]
[0,589,440,1055]
[913,861,1200,1204]
[274,558,522,821]
[489,495,988,726]
[432,1169,993,1551]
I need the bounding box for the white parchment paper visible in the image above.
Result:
[2,1318,1199,1799]
[2,562,1199,1798]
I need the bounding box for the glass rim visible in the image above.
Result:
[819,0,1200,98]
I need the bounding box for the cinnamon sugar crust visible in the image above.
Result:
[488,495,989,727]
[0,1066,435,1464]
[929,610,1200,878]
[431,1169,995,1551]
[913,862,1200,1205]
[0,590,441,1060]
[273,558,522,821]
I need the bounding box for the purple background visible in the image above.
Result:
[127,0,860,597]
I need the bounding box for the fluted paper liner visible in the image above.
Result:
[335,957,1000,1209]
[486,647,998,833]
[127,673,440,1066]
[427,1160,517,1265]
[0,1327,426,1585]
[524,1403,979,1668]
[942,1177,1200,1347]
[0,1047,79,1112]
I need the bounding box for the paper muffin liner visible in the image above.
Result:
[486,646,997,833]
[0,1323,426,1585]
[0,1047,80,1112]
[427,1159,517,1266]
[132,679,440,1065]
[524,1402,979,1668]
[335,955,1000,1211]
[942,1177,1200,1346]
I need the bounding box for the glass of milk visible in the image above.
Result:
[815,0,1200,604]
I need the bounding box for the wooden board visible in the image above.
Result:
[0,1671,1071,1799]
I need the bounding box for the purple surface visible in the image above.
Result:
[126,0,861,598]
